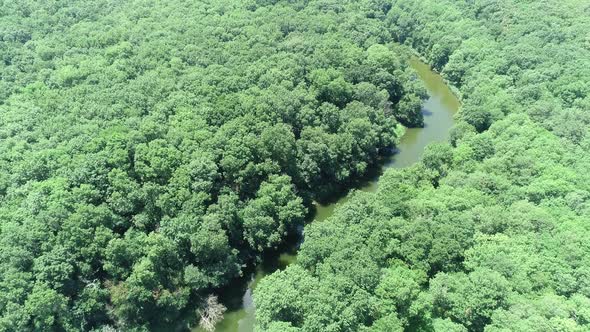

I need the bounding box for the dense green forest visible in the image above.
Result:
[0,0,428,331]
[2,0,590,331]
[255,0,590,331]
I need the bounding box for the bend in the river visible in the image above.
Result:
[193,54,460,332]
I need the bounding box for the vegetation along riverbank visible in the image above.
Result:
[254,0,590,331]
[1,0,589,331]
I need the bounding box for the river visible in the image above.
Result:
[192,54,460,332]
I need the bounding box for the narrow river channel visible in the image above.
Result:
[193,54,460,332]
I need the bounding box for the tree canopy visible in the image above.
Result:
[255,0,590,331]
[0,0,428,331]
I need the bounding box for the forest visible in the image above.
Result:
[1,0,589,331]
[254,0,590,331]
[0,0,425,331]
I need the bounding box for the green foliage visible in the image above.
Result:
[242,175,305,252]
[367,313,403,332]
[255,0,590,331]
[0,0,427,330]
[375,264,429,327]
[4,0,590,330]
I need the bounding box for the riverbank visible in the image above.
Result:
[195,53,460,332]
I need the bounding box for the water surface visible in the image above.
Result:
[313,56,459,220]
